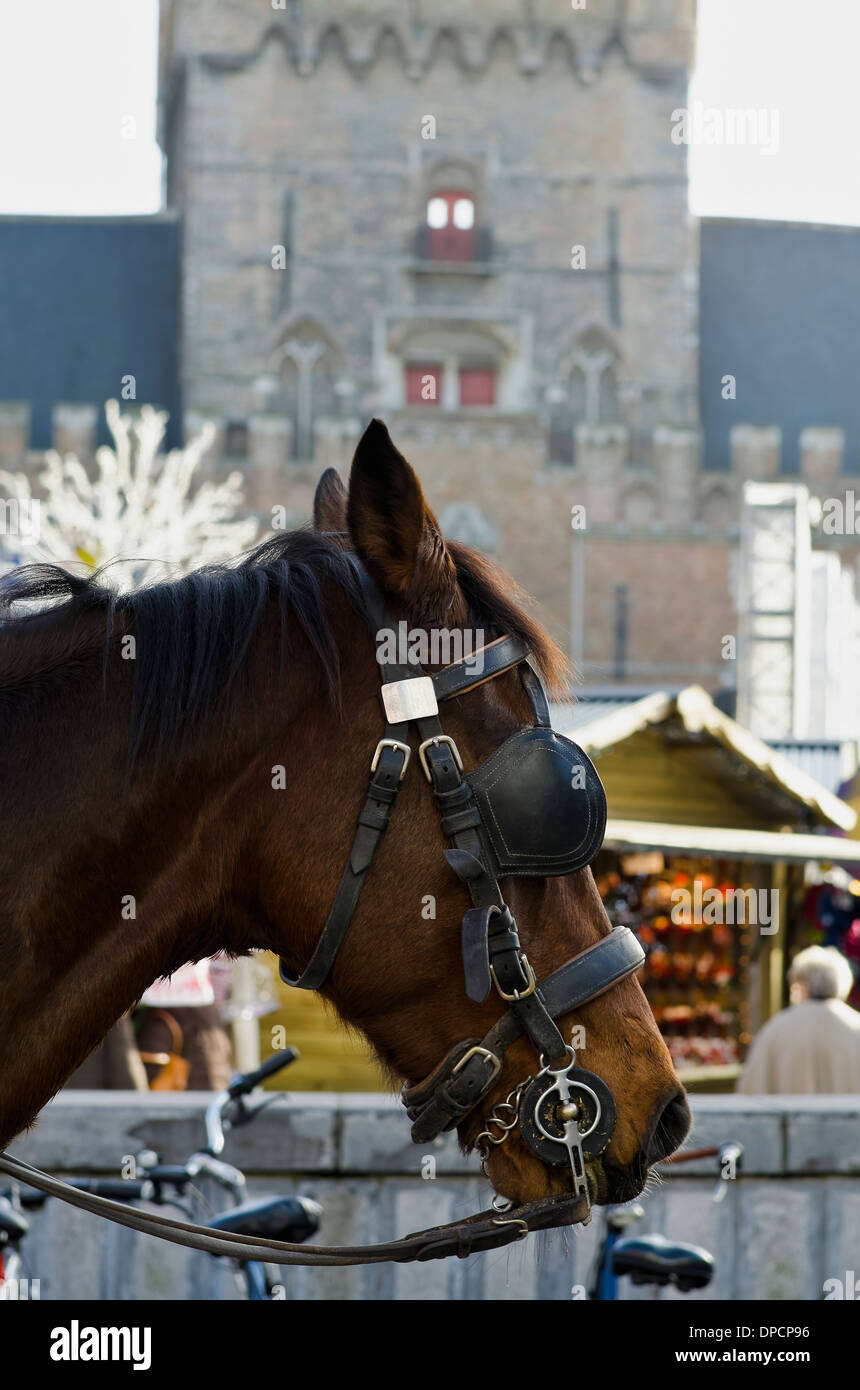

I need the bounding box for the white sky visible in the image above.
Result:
[0,0,858,225]
[0,0,162,215]
[689,0,860,225]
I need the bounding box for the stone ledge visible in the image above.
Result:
[11,1092,860,1178]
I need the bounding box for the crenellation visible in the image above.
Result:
[652,424,699,527]
[0,402,31,469]
[576,423,630,527]
[161,0,695,86]
[247,412,293,512]
[799,426,845,489]
[730,424,782,482]
[51,403,99,462]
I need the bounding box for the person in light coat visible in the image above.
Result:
[737,946,860,1094]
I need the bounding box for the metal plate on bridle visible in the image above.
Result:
[519,1067,616,1167]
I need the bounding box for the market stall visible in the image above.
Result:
[554,685,860,1090]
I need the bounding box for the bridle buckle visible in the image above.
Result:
[451,1045,502,1087]
[418,734,464,783]
[490,952,537,1002]
[370,738,411,782]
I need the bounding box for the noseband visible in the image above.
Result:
[279,556,645,1216]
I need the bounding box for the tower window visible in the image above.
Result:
[451,198,475,230]
[425,190,476,261]
[405,363,442,406]
[459,366,495,407]
[427,197,449,229]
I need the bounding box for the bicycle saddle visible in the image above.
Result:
[209,1196,322,1246]
[611,1232,714,1291]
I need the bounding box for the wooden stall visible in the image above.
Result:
[554,685,860,1091]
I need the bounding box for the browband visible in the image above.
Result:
[432,635,529,701]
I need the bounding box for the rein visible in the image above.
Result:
[0,1152,586,1265]
[0,554,645,1265]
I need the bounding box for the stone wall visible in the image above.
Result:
[8,1092,860,1301]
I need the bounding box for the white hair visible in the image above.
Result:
[788,946,854,1002]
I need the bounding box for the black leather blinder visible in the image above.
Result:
[465,727,607,877]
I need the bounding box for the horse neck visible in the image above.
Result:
[0,602,314,1148]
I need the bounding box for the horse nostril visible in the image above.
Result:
[644,1089,692,1166]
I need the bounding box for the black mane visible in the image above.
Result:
[0,529,569,766]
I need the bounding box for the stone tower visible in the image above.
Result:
[158,0,703,668]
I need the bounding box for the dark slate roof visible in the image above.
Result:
[0,214,182,449]
[699,218,860,475]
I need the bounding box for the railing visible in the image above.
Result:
[411,224,494,267]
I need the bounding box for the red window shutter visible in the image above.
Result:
[426,191,476,262]
[406,364,442,406]
[459,367,495,407]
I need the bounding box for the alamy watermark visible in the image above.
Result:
[821,493,860,534]
[671,103,780,156]
[671,881,778,935]
[375,622,485,673]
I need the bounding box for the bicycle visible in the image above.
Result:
[0,1047,322,1301]
[588,1141,743,1300]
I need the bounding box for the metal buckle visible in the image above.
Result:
[490,952,537,1002]
[490,1217,530,1240]
[418,734,464,783]
[370,738,411,782]
[380,676,439,724]
[451,1045,502,1087]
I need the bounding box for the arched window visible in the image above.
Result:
[270,315,340,461]
[547,326,623,464]
[425,190,476,261]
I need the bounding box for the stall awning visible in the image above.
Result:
[604,817,860,865]
[553,685,857,832]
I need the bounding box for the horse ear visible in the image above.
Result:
[313,468,348,533]
[347,419,459,620]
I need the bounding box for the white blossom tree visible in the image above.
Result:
[0,400,259,587]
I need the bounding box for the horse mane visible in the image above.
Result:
[0,529,569,765]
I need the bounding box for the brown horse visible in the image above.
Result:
[0,420,689,1204]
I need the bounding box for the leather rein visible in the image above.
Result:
[0,555,644,1266]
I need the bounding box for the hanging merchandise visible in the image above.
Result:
[596,855,752,1074]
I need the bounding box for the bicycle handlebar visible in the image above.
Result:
[67,1178,153,1201]
[227,1047,299,1100]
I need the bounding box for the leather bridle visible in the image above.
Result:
[0,552,645,1265]
[279,555,645,1218]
